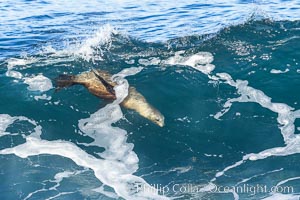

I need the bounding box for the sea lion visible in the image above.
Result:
[55,69,165,127]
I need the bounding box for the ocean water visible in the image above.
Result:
[1,1,300,200]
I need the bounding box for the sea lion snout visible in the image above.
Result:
[145,107,165,127]
[154,114,165,127]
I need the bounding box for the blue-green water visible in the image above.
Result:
[1,1,300,200]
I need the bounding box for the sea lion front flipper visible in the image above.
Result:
[91,69,116,96]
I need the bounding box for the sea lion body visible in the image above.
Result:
[56,70,165,127]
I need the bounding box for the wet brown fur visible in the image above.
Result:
[55,70,165,127]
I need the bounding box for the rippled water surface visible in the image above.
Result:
[1,1,300,200]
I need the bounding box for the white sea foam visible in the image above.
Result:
[171,54,300,198]
[6,69,53,100]
[267,176,300,199]
[23,187,47,200]
[23,167,87,199]
[40,45,57,54]
[93,186,119,199]
[261,193,300,200]
[5,57,36,79]
[0,114,41,138]
[270,69,289,74]
[5,70,23,79]
[6,58,36,70]
[204,153,223,158]
[24,74,53,92]
[34,94,52,101]
[44,192,75,200]
[276,176,300,188]
[248,70,256,75]
[73,24,117,62]
[176,116,191,123]
[37,24,117,63]
[50,170,87,191]
[138,57,161,66]
[125,59,135,65]
[207,72,300,191]
[163,51,215,74]
[165,52,300,197]
[5,58,53,101]
[171,166,192,174]
[0,67,168,200]
[0,114,17,137]
[213,72,297,143]
[236,168,284,186]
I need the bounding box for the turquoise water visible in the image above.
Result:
[1,1,300,200]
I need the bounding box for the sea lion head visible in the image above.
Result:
[122,87,165,127]
[144,106,165,127]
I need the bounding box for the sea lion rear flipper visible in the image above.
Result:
[91,69,116,96]
[55,74,76,91]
